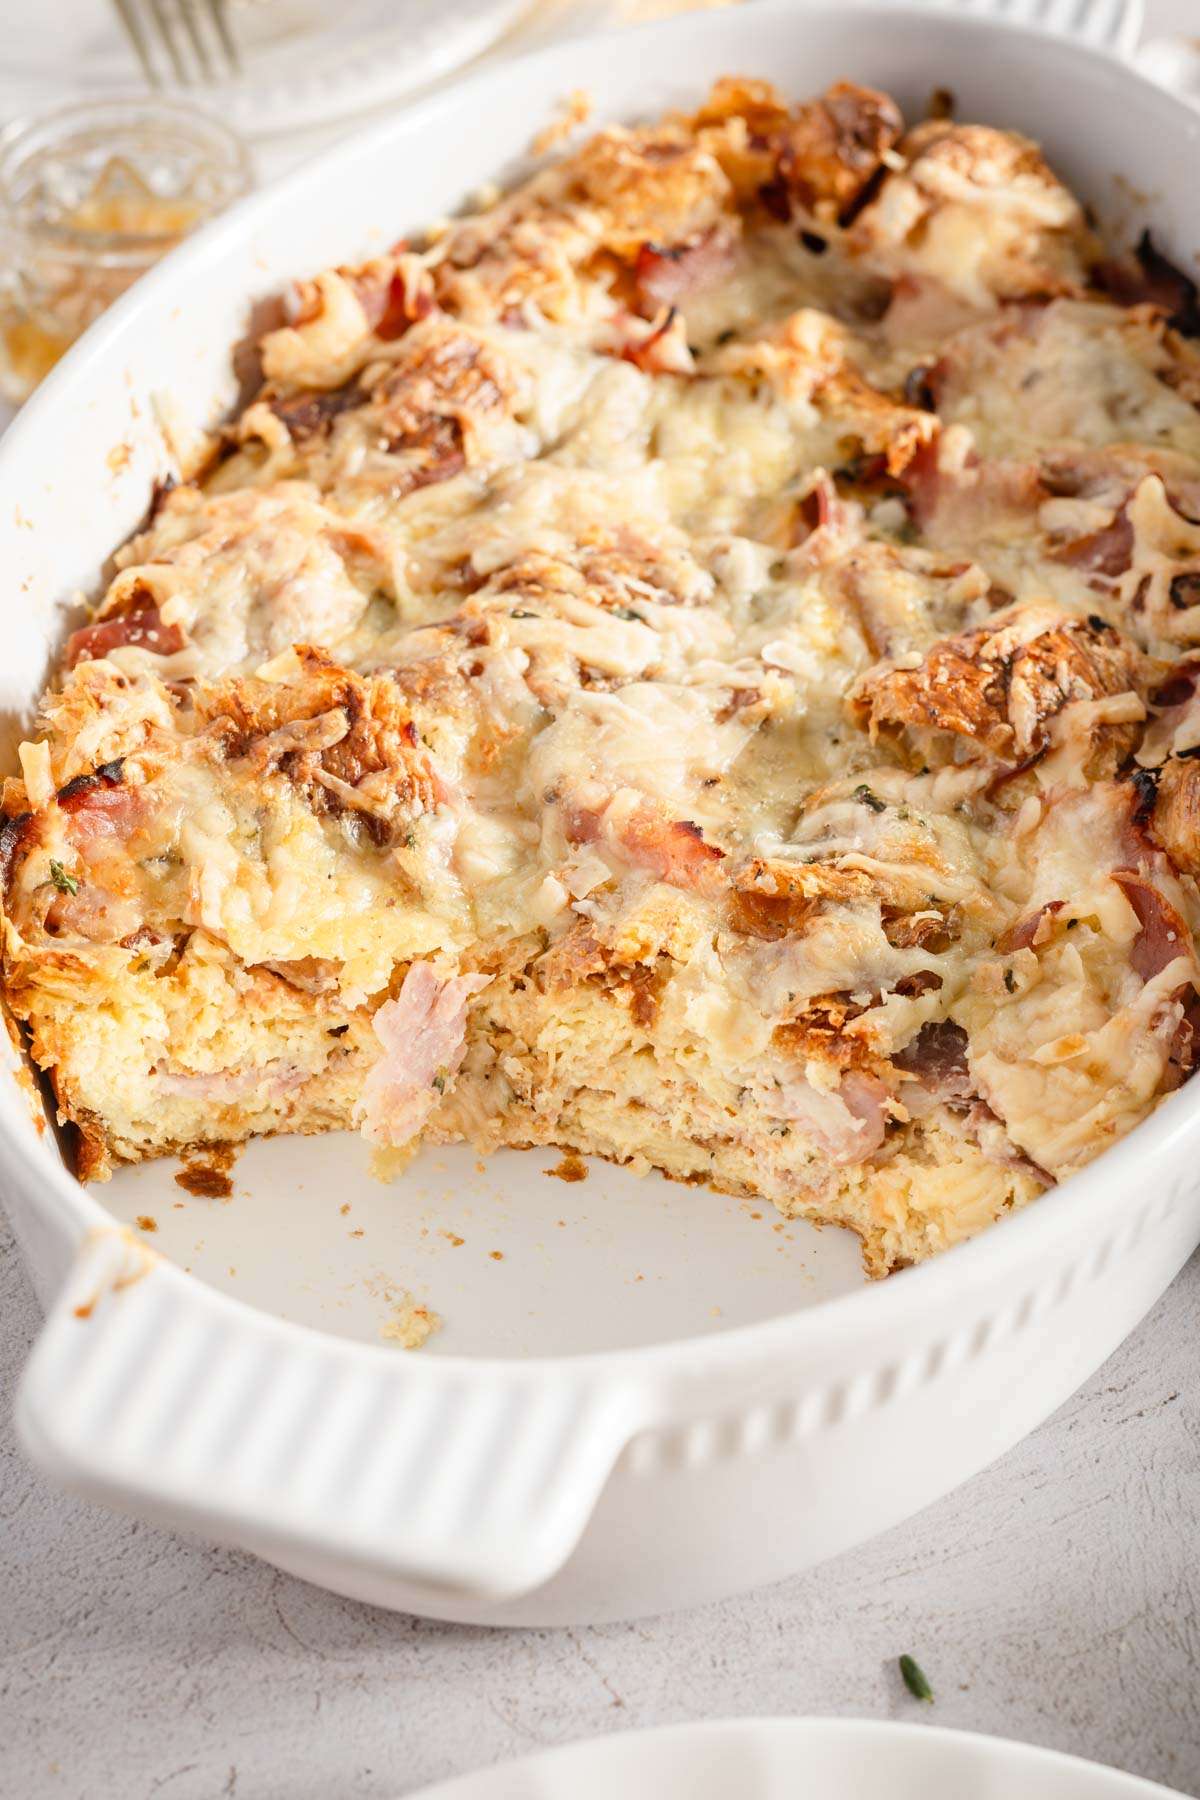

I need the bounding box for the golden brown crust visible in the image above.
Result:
[851,609,1145,768]
[775,81,903,223]
[1149,755,1200,875]
[195,652,441,841]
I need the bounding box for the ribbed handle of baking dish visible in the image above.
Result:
[514,0,1145,56]
[16,1230,653,1602]
[854,0,1143,55]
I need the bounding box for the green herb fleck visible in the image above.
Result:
[48,859,78,896]
[402,829,417,849]
[431,1068,449,1094]
[510,608,540,620]
[612,606,645,623]
[854,784,887,814]
[899,1654,933,1702]
[1004,969,1016,994]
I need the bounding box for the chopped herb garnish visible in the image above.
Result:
[1004,969,1017,994]
[510,609,539,620]
[613,606,645,623]
[899,1654,933,1702]
[48,859,78,896]
[402,829,417,849]
[854,784,887,813]
[431,1068,448,1094]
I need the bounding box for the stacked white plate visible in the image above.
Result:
[1,0,533,138]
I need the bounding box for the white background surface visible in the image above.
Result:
[2,2,1200,1794]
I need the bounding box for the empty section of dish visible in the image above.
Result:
[98,1138,867,1354]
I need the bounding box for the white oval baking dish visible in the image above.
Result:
[3,0,1198,1628]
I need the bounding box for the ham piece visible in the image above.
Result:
[66,603,185,667]
[770,1066,890,1165]
[357,962,491,1149]
[1111,870,1194,983]
[633,229,737,309]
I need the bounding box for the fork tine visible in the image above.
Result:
[206,0,241,77]
[112,0,163,86]
[147,0,193,84]
[113,0,240,87]
[176,0,216,82]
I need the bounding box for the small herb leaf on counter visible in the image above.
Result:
[899,1653,934,1702]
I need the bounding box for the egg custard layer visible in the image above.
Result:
[7,78,1200,1275]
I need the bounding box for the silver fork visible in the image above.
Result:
[113,0,241,87]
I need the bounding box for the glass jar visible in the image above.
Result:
[0,97,252,404]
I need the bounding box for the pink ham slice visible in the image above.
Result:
[901,438,1044,539]
[59,770,144,851]
[156,1063,309,1103]
[770,1067,890,1165]
[633,229,737,310]
[561,795,727,897]
[1111,871,1194,982]
[66,603,185,667]
[357,962,491,1149]
[995,900,1065,955]
[1051,509,1134,580]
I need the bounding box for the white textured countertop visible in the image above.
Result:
[1,1218,1196,1799]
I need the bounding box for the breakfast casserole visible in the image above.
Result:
[6,76,1200,1278]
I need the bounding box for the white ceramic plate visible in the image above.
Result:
[408,1719,1186,1800]
[0,0,532,139]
